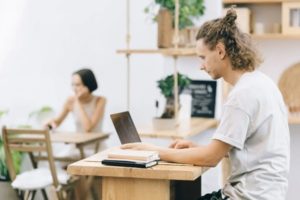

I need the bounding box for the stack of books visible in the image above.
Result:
[101,149,160,168]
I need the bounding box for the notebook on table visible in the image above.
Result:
[101,159,157,168]
[101,111,158,168]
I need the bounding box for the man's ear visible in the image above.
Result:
[216,42,226,60]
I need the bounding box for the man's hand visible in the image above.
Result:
[169,139,198,149]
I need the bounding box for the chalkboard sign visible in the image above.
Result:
[189,80,217,118]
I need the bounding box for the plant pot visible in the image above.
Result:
[157,9,190,48]
[157,8,173,48]
[152,117,179,130]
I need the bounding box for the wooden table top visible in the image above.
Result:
[138,118,218,139]
[50,132,109,144]
[67,150,208,181]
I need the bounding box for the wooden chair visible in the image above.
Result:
[278,62,300,114]
[2,126,78,200]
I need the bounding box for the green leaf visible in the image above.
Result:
[29,106,53,118]
[17,124,32,129]
[0,138,23,180]
[157,73,191,98]
[0,110,9,119]
[40,106,53,113]
[145,0,205,29]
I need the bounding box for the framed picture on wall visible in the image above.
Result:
[189,80,217,118]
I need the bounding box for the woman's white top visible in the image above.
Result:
[72,95,103,132]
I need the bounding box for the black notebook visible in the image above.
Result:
[101,159,158,168]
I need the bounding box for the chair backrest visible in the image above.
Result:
[2,126,60,189]
[279,62,300,113]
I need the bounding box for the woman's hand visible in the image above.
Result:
[44,119,57,130]
[169,139,198,149]
[121,142,162,152]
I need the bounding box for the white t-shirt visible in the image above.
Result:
[213,71,290,200]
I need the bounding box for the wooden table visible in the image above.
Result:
[138,117,218,139]
[50,132,109,160]
[51,132,110,200]
[67,151,208,200]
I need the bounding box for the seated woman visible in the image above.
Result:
[46,68,106,132]
[46,68,106,157]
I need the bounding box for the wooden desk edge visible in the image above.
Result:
[139,119,219,139]
[67,159,208,181]
[51,132,110,144]
[76,133,110,146]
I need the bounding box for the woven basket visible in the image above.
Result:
[278,62,300,113]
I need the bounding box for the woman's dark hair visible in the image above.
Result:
[73,68,98,92]
[196,8,262,71]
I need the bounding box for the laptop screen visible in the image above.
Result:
[110,111,142,144]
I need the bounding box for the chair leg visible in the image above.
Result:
[41,189,48,200]
[14,189,23,200]
[66,187,75,200]
[30,190,36,200]
[57,191,65,200]
[91,187,98,200]
[24,191,30,200]
[90,177,101,200]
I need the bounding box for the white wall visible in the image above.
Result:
[0,0,222,129]
[0,0,132,128]
[0,0,299,199]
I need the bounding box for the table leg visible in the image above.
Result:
[102,177,170,200]
[78,145,86,159]
[172,176,201,200]
[77,145,98,200]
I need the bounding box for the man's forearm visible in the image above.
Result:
[159,146,219,167]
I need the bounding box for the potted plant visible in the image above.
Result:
[145,0,205,47]
[0,141,22,181]
[157,72,191,118]
[153,73,191,129]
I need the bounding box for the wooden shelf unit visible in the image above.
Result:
[252,33,300,39]
[117,0,300,58]
[223,0,300,38]
[138,118,218,139]
[117,32,300,57]
[117,48,197,56]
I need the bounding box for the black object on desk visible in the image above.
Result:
[102,159,158,168]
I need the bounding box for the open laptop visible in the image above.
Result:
[110,111,141,144]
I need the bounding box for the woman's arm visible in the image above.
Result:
[45,97,72,129]
[75,96,106,132]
